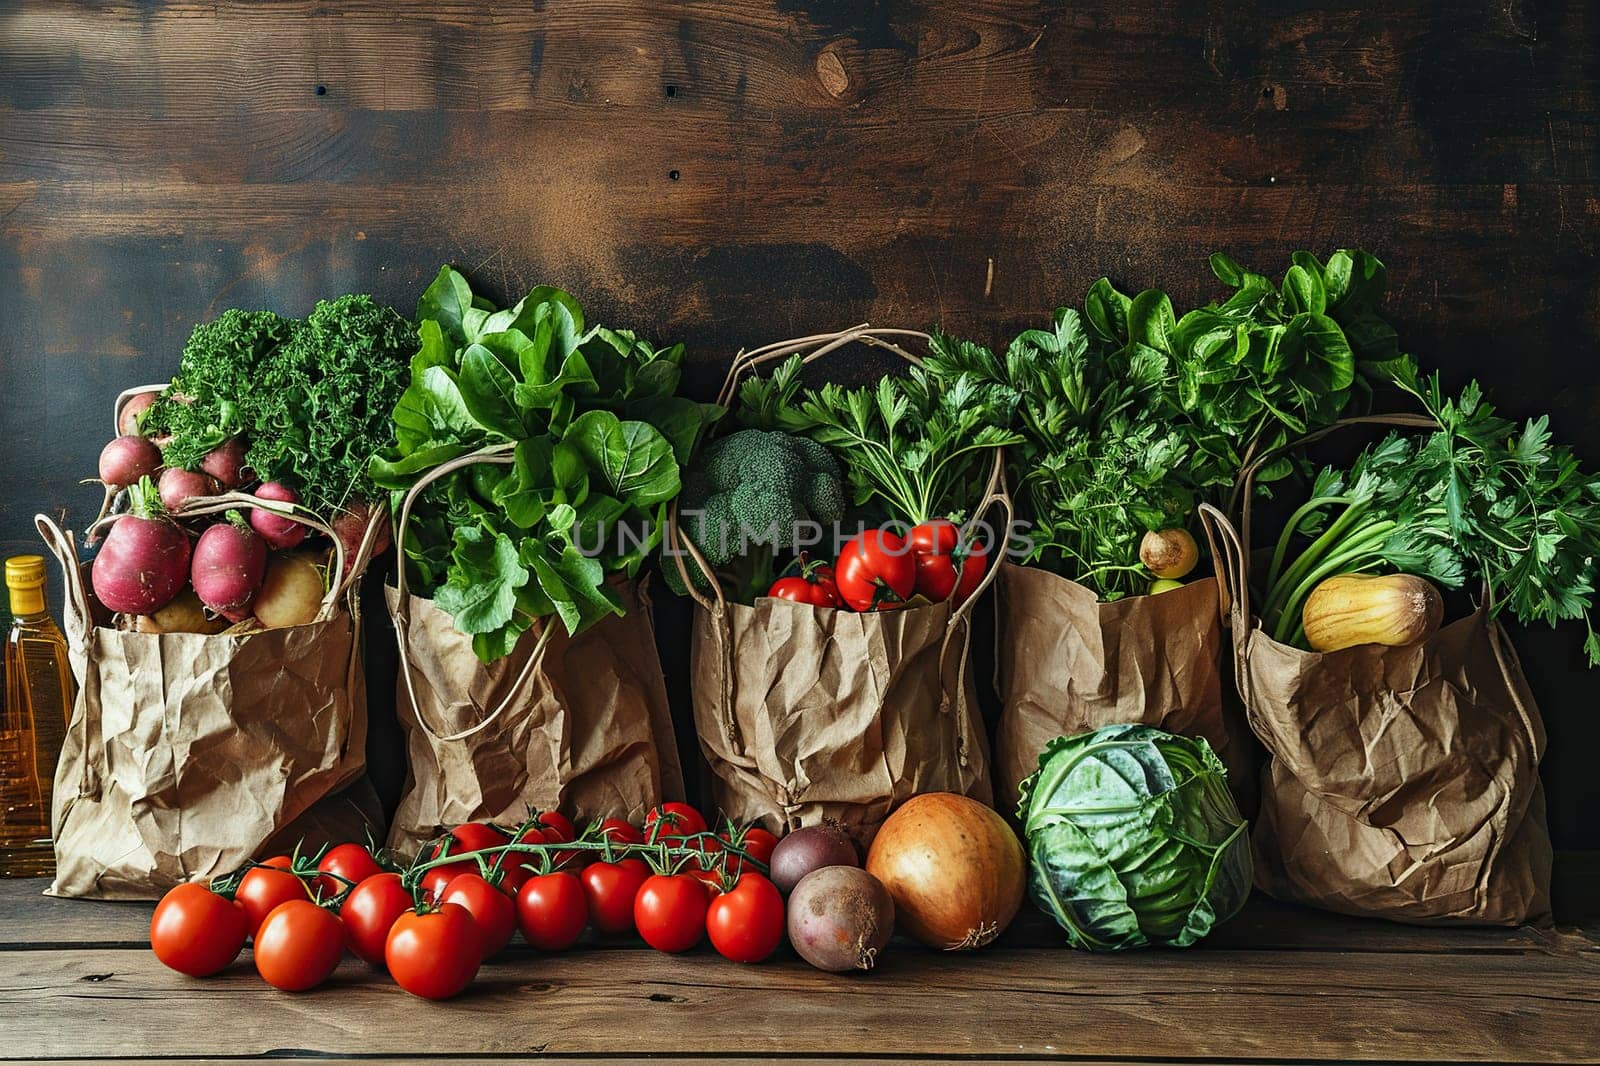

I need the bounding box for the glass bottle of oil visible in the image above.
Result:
[0,555,74,876]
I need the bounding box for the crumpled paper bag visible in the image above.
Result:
[386,578,683,853]
[48,608,370,900]
[691,596,991,848]
[1239,604,1552,925]
[992,563,1237,814]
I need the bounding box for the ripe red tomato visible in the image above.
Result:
[909,519,960,601]
[706,873,785,963]
[598,817,645,846]
[644,802,708,844]
[451,822,510,854]
[688,866,726,895]
[495,854,537,898]
[581,858,650,935]
[339,872,414,967]
[766,568,842,608]
[680,834,725,895]
[313,843,383,900]
[908,519,989,605]
[150,882,249,977]
[834,530,916,611]
[441,872,517,959]
[386,903,481,1001]
[536,810,575,841]
[420,862,466,904]
[260,854,294,869]
[534,812,582,868]
[252,899,345,992]
[236,864,311,939]
[722,826,778,875]
[516,872,588,951]
[634,873,710,953]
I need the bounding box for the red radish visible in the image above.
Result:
[91,478,192,615]
[98,435,163,489]
[249,482,306,549]
[191,518,267,622]
[332,500,391,559]
[118,392,159,437]
[158,467,220,512]
[199,437,250,489]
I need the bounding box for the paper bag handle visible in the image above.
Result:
[388,442,557,743]
[112,383,168,436]
[667,324,1007,623]
[1199,412,1449,708]
[937,451,1012,769]
[667,324,935,613]
[82,385,172,532]
[1236,413,1438,571]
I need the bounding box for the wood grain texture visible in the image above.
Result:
[3,866,1595,1061]
[3,938,1598,1061]
[2,0,1599,845]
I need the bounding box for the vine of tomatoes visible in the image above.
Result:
[148,806,783,1000]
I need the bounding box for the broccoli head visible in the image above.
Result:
[661,428,845,600]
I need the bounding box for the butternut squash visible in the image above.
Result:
[1140,528,1198,579]
[1301,573,1443,652]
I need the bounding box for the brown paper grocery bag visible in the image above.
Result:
[1201,485,1552,925]
[992,563,1231,814]
[385,578,683,853]
[382,446,683,854]
[37,498,381,900]
[688,593,992,847]
[669,326,1005,845]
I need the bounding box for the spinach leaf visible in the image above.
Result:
[373,266,714,661]
[567,410,681,507]
[458,343,525,439]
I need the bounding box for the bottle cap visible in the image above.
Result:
[5,555,45,590]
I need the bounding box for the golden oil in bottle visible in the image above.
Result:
[0,555,74,877]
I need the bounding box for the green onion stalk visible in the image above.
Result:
[1259,493,1442,647]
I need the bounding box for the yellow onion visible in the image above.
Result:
[865,792,1024,950]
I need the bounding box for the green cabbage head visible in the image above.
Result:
[1018,724,1252,951]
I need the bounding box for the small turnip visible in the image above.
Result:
[253,553,326,629]
[158,467,220,512]
[191,517,267,622]
[98,435,163,489]
[332,499,391,560]
[249,482,307,550]
[786,866,895,973]
[117,391,159,437]
[770,822,860,894]
[199,437,251,489]
[91,478,192,616]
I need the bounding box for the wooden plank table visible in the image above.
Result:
[2,856,1596,1064]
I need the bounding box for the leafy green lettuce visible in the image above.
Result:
[1018,724,1252,951]
[371,267,720,661]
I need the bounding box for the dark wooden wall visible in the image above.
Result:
[4,1,1599,846]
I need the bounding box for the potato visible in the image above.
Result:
[253,552,328,629]
[134,589,227,635]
